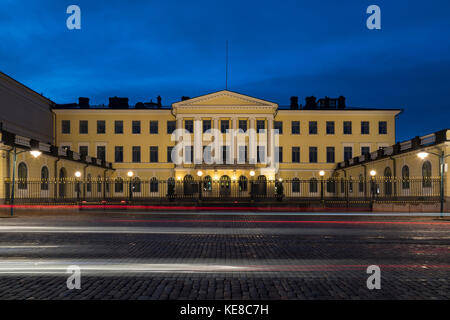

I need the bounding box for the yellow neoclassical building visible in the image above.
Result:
[53,90,401,185]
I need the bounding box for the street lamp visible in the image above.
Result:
[75,171,81,202]
[319,170,325,201]
[417,151,449,217]
[369,170,377,208]
[10,146,41,216]
[127,171,134,201]
[197,171,203,200]
[249,170,255,177]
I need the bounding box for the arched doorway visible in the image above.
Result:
[58,168,67,198]
[183,174,194,196]
[384,167,392,196]
[254,175,267,196]
[219,175,231,196]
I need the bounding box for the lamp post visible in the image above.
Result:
[75,171,81,202]
[10,147,41,216]
[418,151,449,217]
[319,170,325,201]
[197,170,203,200]
[127,171,133,201]
[370,170,377,208]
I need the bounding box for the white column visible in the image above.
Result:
[249,117,256,164]
[231,117,237,164]
[213,117,220,164]
[267,116,274,167]
[175,116,183,167]
[194,117,202,164]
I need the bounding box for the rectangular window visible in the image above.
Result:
[309,147,318,163]
[291,121,300,134]
[379,121,387,134]
[149,121,158,134]
[167,121,176,134]
[275,146,283,163]
[326,146,335,163]
[132,146,141,163]
[256,120,265,133]
[361,121,370,135]
[132,121,141,134]
[150,146,158,163]
[326,121,335,135]
[167,146,173,163]
[184,146,193,163]
[79,146,88,157]
[203,120,211,133]
[185,120,193,133]
[292,147,300,163]
[274,121,283,134]
[361,146,370,156]
[309,121,317,135]
[114,120,123,134]
[96,146,106,161]
[221,146,230,163]
[343,121,352,135]
[62,120,70,134]
[238,146,247,163]
[203,146,212,163]
[257,146,266,163]
[238,120,247,132]
[79,120,88,134]
[220,120,229,133]
[344,146,353,161]
[114,146,123,163]
[97,120,105,134]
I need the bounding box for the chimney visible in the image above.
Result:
[290,96,299,109]
[337,96,346,109]
[181,96,190,101]
[78,97,89,108]
[108,97,129,108]
[157,96,162,108]
[304,96,317,109]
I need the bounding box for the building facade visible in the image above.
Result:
[53,90,401,186]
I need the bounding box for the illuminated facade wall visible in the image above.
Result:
[53,90,401,182]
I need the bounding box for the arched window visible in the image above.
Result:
[150,177,158,193]
[115,177,123,193]
[18,162,27,189]
[133,177,142,193]
[326,179,336,193]
[401,165,410,189]
[86,174,92,192]
[292,178,301,193]
[358,174,364,193]
[203,175,212,192]
[384,167,392,196]
[238,175,248,192]
[422,161,432,188]
[97,175,102,193]
[59,168,66,197]
[308,178,317,193]
[40,166,49,191]
[167,177,175,196]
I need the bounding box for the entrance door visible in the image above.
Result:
[219,175,231,196]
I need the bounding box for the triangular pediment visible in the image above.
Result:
[173,90,277,108]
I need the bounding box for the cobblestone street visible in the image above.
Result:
[0,211,449,299]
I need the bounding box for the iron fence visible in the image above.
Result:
[3,177,442,204]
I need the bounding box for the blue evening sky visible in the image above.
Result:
[1,0,449,141]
